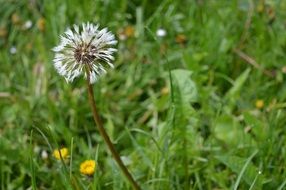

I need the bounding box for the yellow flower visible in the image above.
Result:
[53,148,68,160]
[255,99,264,109]
[80,160,96,176]
[124,25,135,38]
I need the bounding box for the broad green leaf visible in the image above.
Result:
[171,69,198,104]
[243,112,267,141]
[225,68,251,100]
[214,114,254,146]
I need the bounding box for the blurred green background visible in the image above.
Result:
[1,0,286,189]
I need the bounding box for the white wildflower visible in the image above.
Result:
[23,20,33,29]
[10,46,17,54]
[41,150,48,159]
[156,28,166,37]
[52,22,117,84]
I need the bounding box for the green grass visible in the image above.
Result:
[1,0,286,189]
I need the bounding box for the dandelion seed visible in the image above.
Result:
[53,148,68,160]
[52,22,117,84]
[80,160,96,176]
[156,28,166,37]
[255,99,264,109]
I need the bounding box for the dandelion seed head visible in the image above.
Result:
[52,22,117,84]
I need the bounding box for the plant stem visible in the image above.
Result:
[85,66,141,190]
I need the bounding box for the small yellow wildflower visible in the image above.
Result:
[255,99,264,109]
[124,25,135,38]
[80,160,96,176]
[53,148,68,160]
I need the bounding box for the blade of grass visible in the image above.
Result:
[69,137,74,180]
[29,130,37,190]
[248,171,261,190]
[278,179,286,190]
[234,150,258,190]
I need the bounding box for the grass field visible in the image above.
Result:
[1,0,286,189]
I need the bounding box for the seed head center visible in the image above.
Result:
[74,45,96,64]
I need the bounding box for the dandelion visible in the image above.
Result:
[53,148,68,160]
[52,22,117,84]
[80,160,96,176]
[53,22,140,190]
[255,99,264,109]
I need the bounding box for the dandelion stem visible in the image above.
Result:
[85,66,141,190]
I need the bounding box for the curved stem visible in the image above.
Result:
[85,66,141,190]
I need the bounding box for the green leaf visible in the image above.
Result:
[214,114,254,146]
[171,69,198,104]
[243,112,267,141]
[225,68,251,100]
[215,153,263,189]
